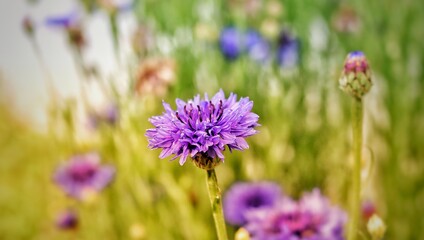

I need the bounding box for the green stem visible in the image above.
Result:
[347,98,363,240]
[206,169,228,240]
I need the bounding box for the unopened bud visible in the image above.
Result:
[22,16,35,37]
[367,214,386,240]
[339,51,372,99]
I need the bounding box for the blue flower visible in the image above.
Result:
[276,30,300,68]
[219,27,244,60]
[145,89,259,166]
[223,182,282,226]
[245,30,271,63]
[45,10,79,28]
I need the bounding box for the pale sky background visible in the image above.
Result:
[0,0,136,129]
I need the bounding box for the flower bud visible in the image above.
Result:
[22,16,35,37]
[367,214,386,240]
[56,209,78,230]
[339,51,372,99]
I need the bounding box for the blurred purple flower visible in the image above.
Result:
[145,89,259,166]
[276,30,300,68]
[54,152,115,200]
[245,30,271,63]
[245,189,347,240]
[45,10,79,28]
[224,182,282,226]
[219,27,244,60]
[88,103,119,129]
[56,209,78,230]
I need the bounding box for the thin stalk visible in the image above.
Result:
[347,98,363,240]
[206,169,228,240]
[30,37,58,102]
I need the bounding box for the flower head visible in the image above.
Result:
[245,189,347,240]
[145,89,259,168]
[224,182,282,226]
[339,51,372,99]
[219,27,244,60]
[56,209,78,230]
[245,30,270,63]
[54,152,115,200]
[276,30,300,68]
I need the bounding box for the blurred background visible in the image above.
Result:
[0,0,423,239]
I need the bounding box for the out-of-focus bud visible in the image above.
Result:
[367,214,386,240]
[332,5,361,34]
[67,25,86,51]
[339,51,372,99]
[135,58,176,97]
[362,200,376,220]
[22,16,35,37]
[56,209,78,230]
[129,223,146,239]
[235,227,250,240]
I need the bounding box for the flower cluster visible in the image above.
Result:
[224,182,347,240]
[145,90,259,169]
[219,27,300,68]
[54,152,115,200]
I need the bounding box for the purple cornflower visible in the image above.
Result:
[145,89,259,169]
[224,182,282,226]
[245,30,271,63]
[219,27,244,60]
[276,30,300,68]
[54,152,115,200]
[56,209,78,230]
[245,189,347,240]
